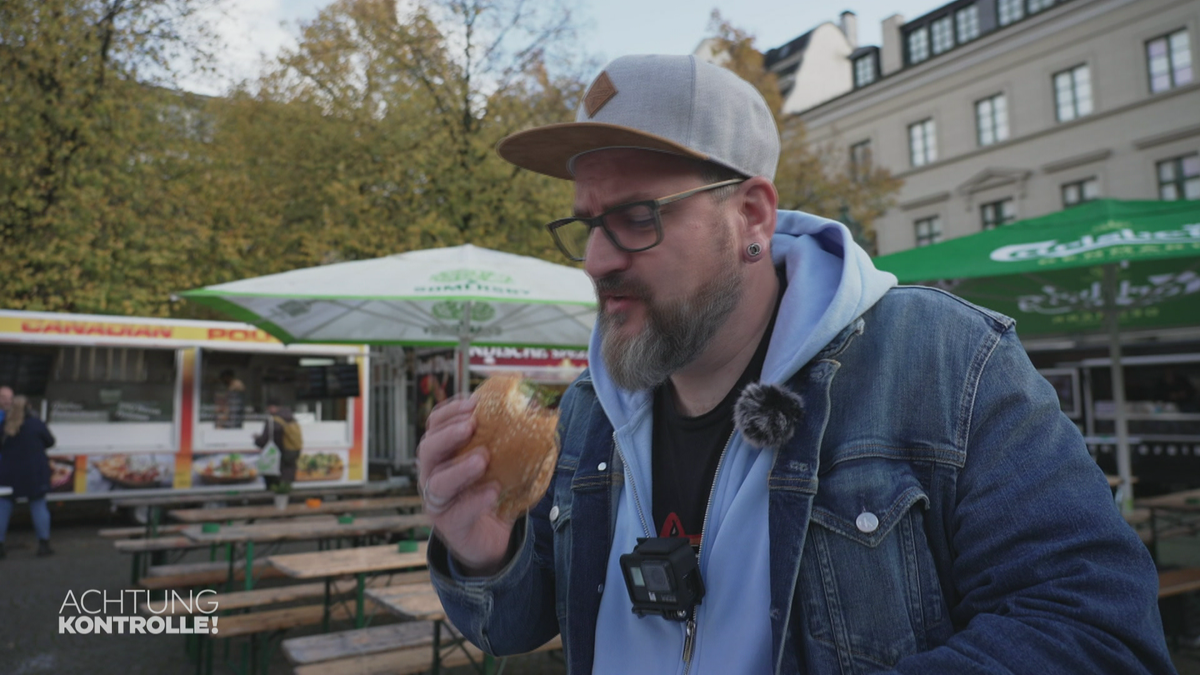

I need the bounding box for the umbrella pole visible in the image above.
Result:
[1103,264,1134,513]
[456,301,473,396]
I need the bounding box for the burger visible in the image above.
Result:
[458,374,561,521]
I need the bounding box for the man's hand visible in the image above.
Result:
[418,396,516,576]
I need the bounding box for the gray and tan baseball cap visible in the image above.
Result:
[497,54,781,181]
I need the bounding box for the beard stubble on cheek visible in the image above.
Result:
[597,228,744,391]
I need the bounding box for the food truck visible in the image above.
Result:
[1026,332,1200,492]
[0,310,368,499]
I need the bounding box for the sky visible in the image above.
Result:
[184,0,945,95]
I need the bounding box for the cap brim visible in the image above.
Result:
[496,122,710,180]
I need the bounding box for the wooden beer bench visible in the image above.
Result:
[116,535,217,585]
[175,569,430,675]
[1159,568,1200,599]
[288,626,562,675]
[139,559,287,591]
[1158,567,1200,650]
[168,496,424,525]
[100,524,189,539]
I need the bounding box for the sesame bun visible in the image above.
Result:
[458,375,560,521]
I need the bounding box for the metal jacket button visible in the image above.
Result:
[856,511,879,533]
[598,462,607,471]
[549,505,560,522]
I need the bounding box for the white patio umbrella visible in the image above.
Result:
[181,245,597,393]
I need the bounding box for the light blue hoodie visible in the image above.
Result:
[589,210,897,674]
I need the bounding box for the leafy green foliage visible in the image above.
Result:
[184,0,585,287]
[0,0,222,314]
[1,0,582,317]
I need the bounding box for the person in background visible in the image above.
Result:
[216,369,246,429]
[0,386,12,461]
[0,395,57,559]
[0,385,13,427]
[254,399,303,489]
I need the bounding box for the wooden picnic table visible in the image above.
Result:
[114,492,269,509]
[270,542,429,579]
[182,514,430,593]
[269,542,430,630]
[367,582,445,620]
[1134,488,1200,562]
[115,491,272,537]
[114,482,409,537]
[184,513,430,545]
[367,581,493,675]
[1136,487,1200,510]
[169,496,423,523]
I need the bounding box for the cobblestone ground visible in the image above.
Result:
[4,503,1200,674]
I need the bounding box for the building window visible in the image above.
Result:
[908,119,937,167]
[908,27,930,64]
[1054,64,1093,122]
[998,0,1024,26]
[931,16,955,55]
[1158,154,1200,201]
[981,198,1017,230]
[956,5,980,43]
[1147,29,1193,93]
[854,54,877,88]
[1028,0,1056,13]
[850,139,873,177]
[975,93,1010,146]
[1061,177,1100,207]
[915,216,943,247]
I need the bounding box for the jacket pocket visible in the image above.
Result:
[799,458,948,673]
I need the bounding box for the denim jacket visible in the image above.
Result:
[430,286,1174,674]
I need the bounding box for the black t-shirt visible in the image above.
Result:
[651,273,782,547]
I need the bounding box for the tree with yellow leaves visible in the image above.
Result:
[205,0,585,278]
[0,0,223,315]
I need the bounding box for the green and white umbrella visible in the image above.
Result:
[874,199,1200,509]
[182,245,597,392]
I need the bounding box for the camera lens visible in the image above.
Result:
[640,561,673,593]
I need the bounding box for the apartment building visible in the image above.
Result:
[695,12,861,114]
[757,0,1200,483]
[789,0,1199,256]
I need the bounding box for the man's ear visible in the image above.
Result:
[736,177,778,252]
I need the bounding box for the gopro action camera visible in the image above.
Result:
[619,537,706,620]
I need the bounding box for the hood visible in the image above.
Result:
[588,209,897,674]
[588,209,898,428]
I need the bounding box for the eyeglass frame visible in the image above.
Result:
[545,178,746,262]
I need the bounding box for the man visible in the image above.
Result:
[253,399,303,488]
[418,55,1173,673]
[216,369,246,429]
[0,385,12,429]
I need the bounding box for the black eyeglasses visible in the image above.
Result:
[546,179,745,261]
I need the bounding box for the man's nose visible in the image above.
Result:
[584,227,632,281]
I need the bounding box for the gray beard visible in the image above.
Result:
[598,258,743,392]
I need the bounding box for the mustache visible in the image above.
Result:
[594,274,651,301]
